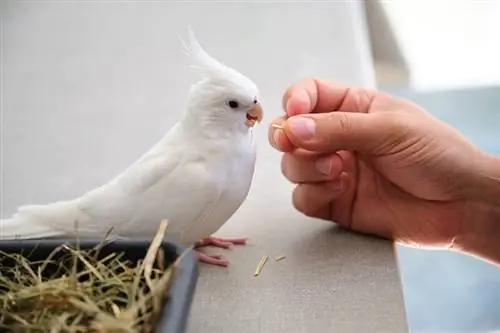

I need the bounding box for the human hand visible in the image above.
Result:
[269,78,500,263]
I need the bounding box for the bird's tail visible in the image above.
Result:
[0,200,82,240]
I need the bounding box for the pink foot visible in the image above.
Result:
[195,236,248,249]
[196,251,229,267]
[194,236,248,267]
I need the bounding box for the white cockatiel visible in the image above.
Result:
[0,29,264,267]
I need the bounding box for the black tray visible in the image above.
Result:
[0,239,199,333]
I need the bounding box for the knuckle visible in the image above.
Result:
[343,87,376,113]
[375,113,412,150]
[335,113,354,138]
[357,88,376,113]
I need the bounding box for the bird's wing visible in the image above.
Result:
[74,130,222,238]
[75,154,175,233]
[0,143,184,239]
[71,125,183,231]
[123,157,224,241]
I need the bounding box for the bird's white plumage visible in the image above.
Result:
[0,29,260,246]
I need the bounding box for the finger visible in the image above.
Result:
[292,177,348,221]
[328,151,358,229]
[281,152,344,183]
[282,112,396,154]
[282,78,378,116]
[282,79,316,116]
[269,117,295,152]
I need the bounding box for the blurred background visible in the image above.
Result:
[366,1,500,332]
[1,1,500,332]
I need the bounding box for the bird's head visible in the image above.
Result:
[181,28,263,131]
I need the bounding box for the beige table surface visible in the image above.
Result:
[1,2,408,332]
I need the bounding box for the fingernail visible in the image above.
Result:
[287,116,315,140]
[272,129,282,148]
[315,156,332,176]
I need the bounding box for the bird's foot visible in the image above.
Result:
[194,236,248,267]
[194,236,248,249]
[195,251,230,267]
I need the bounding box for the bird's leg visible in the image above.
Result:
[194,236,248,267]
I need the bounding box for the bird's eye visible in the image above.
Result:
[228,100,239,109]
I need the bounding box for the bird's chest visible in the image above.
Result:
[175,135,255,241]
[125,133,255,240]
[204,136,256,200]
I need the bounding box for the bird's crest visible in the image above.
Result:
[180,26,242,82]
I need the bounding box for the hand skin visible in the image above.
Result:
[268,77,500,266]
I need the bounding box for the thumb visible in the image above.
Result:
[282,112,395,153]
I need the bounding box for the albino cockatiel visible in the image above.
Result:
[0,29,264,267]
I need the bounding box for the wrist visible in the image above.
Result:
[459,154,500,265]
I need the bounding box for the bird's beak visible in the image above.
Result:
[245,103,264,128]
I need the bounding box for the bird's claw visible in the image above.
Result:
[194,236,248,267]
[196,251,229,267]
[195,236,248,249]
